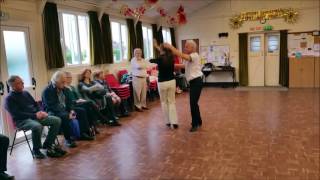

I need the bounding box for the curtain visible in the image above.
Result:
[239,33,248,86]
[279,30,289,87]
[157,26,164,44]
[43,2,64,69]
[88,11,105,65]
[170,27,176,47]
[127,18,137,60]
[135,21,144,57]
[101,13,113,64]
[152,24,159,58]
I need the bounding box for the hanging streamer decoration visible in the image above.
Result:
[229,8,299,29]
[119,0,187,26]
[157,5,187,26]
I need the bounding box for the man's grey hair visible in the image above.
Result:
[186,40,197,52]
[7,75,20,88]
[65,71,72,77]
[51,71,66,85]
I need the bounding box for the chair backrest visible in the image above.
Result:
[104,74,120,87]
[3,109,17,130]
[117,69,128,81]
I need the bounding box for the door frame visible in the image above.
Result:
[0,25,34,142]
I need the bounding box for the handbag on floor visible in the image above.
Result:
[70,119,80,139]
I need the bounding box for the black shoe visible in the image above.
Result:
[0,172,14,180]
[109,121,121,126]
[173,124,179,129]
[189,126,198,132]
[65,140,77,148]
[135,106,143,112]
[80,133,94,141]
[46,147,63,158]
[121,111,130,117]
[33,149,46,159]
[142,107,149,110]
[166,123,171,128]
[53,145,67,156]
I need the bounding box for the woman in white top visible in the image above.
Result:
[130,48,149,112]
[164,40,203,132]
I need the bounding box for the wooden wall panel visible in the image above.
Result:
[289,57,315,88]
[315,57,320,88]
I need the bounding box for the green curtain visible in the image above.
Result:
[279,30,289,87]
[170,27,176,47]
[152,24,159,58]
[43,2,64,69]
[88,11,105,65]
[239,33,248,86]
[127,18,137,60]
[135,21,144,58]
[101,13,113,64]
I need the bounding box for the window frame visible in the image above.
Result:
[58,9,90,67]
[142,24,154,59]
[110,18,128,63]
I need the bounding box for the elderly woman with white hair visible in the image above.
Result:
[164,40,203,132]
[130,48,149,112]
[42,71,94,148]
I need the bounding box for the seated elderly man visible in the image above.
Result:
[42,71,93,147]
[0,134,14,180]
[4,75,65,159]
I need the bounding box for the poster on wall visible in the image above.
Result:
[200,45,230,65]
[288,33,316,57]
[181,39,199,53]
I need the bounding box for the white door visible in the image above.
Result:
[265,33,280,86]
[0,26,35,140]
[248,34,265,86]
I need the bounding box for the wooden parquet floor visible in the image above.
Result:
[6,88,320,180]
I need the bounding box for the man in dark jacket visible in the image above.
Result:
[42,71,93,147]
[5,76,65,158]
[0,134,14,180]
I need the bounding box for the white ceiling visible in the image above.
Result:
[77,0,214,19]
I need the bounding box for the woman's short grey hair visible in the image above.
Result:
[186,40,197,51]
[51,71,66,85]
[7,75,20,88]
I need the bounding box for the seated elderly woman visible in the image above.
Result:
[93,70,129,117]
[64,71,110,134]
[42,71,94,147]
[78,69,121,126]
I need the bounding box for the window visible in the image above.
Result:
[2,30,32,86]
[111,20,128,63]
[142,25,153,59]
[267,35,279,53]
[59,11,90,66]
[162,28,171,44]
[250,36,261,52]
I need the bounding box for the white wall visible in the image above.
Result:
[176,0,320,81]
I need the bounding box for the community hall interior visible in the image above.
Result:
[0,0,319,179]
